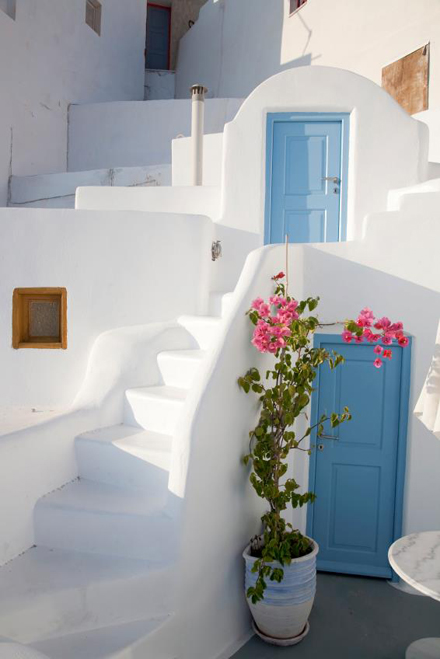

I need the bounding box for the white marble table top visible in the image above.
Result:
[389,532,440,602]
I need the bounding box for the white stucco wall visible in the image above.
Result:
[168,201,440,656]
[176,0,440,110]
[172,133,223,187]
[144,70,176,101]
[68,98,243,171]
[0,208,212,408]
[76,185,221,220]
[416,109,440,163]
[220,66,428,242]
[0,0,147,206]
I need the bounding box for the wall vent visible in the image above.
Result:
[12,288,67,350]
[0,0,16,20]
[86,0,101,35]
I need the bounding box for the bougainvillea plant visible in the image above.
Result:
[238,272,408,603]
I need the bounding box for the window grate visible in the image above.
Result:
[12,288,68,350]
[86,0,101,35]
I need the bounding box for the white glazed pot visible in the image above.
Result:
[243,538,319,641]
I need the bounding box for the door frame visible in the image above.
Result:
[146,2,172,71]
[264,112,350,245]
[306,333,412,579]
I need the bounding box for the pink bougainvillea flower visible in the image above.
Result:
[362,328,375,342]
[374,345,383,355]
[354,335,364,343]
[381,335,393,346]
[357,308,375,328]
[259,303,270,318]
[342,330,353,343]
[273,272,285,280]
[358,307,375,324]
[251,297,265,310]
[276,309,299,324]
[383,349,392,360]
[389,322,403,333]
[270,326,291,338]
[398,335,409,347]
[375,317,391,330]
[374,358,383,369]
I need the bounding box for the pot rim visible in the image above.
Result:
[243,536,319,564]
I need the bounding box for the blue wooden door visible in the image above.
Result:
[307,339,409,578]
[266,116,347,244]
[146,4,170,70]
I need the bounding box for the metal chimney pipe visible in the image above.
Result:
[190,84,208,186]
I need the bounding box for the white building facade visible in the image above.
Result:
[1,2,440,659]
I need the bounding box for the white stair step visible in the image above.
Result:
[208,291,234,317]
[397,191,440,215]
[124,386,186,434]
[75,425,172,492]
[178,315,222,350]
[0,547,173,645]
[30,615,170,659]
[387,178,440,210]
[157,350,205,388]
[34,480,177,561]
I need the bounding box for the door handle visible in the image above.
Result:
[322,176,340,184]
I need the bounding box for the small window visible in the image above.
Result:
[290,0,307,15]
[12,288,67,350]
[86,0,101,35]
[0,0,16,20]
[382,45,429,115]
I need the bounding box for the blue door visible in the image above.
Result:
[265,114,348,244]
[146,4,170,70]
[307,337,410,578]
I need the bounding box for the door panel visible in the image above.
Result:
[285,210,326,243]
[146,5,170,70]
[267,118,344,244]
[308,341,406,578]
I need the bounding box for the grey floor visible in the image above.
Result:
[232,573,440,659]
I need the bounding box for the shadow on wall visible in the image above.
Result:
[176,0,315,99]
[284,6,321,64]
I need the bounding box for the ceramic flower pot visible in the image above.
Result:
[243,538,319,644]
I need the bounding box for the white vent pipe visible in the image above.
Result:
[190,84,208,186]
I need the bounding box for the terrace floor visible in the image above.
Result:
[233,572,440,659]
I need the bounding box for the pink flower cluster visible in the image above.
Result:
[342,308,408,368]
[250,295,299,354]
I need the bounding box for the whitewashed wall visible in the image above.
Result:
[68,98,243,170]
[169,207,440,656]
[0,208,212,408]
[0,0,147,206]
[176,0,440,109]
[220,67,428,241]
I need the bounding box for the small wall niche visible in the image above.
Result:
[12,288,67,350]
[86,0,102,35]
[0,0,16,20]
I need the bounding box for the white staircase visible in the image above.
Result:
[0,292,233,658]
[387,177,440,213]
